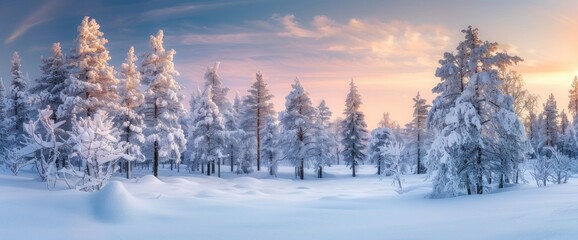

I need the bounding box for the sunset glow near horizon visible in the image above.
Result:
[0,0,577,128]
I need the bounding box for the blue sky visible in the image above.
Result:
[1,0,577,127]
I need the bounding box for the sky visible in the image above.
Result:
[0,0,577,128]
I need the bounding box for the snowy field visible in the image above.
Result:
[1,165,578,240]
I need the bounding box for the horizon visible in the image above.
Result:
[1,0,577,128]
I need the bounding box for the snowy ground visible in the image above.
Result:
[1,165,578,240]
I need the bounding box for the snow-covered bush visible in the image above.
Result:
[67,110,133,191]
[381,142,405,194]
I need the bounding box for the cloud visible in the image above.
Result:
[141,2,244,20]
[141,3,201,18]
[5,0,63,44]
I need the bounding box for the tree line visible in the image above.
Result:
[1,18,575,197]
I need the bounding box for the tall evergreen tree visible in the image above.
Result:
[30,42,68,119]
[427,26,524,197]
[5,52,30,149]
[240,72,275,171]
[340,79,369,177]
[367,127,394,175]
[278,79,317,180]
[406,92,430,174]
[568,76,578,119]
[189,86,227,177]
[141,30,187,177]
[0,79,6,158]
[58,16,120,120]
[539,94,559,151]
[311,100,335,178]
[260,116,279,176]
[119,46,146,179]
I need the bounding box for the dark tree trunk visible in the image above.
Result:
[206,162,211,176]
[352,161,356,177]
[218,160,221,178]
[153,140,159,177]
[299,158,304,180]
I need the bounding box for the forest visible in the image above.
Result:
[1,16,576,199]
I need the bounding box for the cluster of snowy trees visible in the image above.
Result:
[424,26,578,197]
[0,17,185,191]
[1,18,576,196]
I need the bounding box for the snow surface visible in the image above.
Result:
[1,165,578,239]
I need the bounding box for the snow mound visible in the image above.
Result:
[138,175,164,185]
[234,177,263,185]
[92,181,139,223]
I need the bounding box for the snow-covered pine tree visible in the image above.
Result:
[240,72,275,171]
[185,89,202,172]
[278,78,317,180]
[340,79,369,177]
[29,42,68,119]
[68,110,132,191]
[223,93,245,175]
[310,100,335,178]
[405,92,430,174]
[0,79,6,159]
[539,94,559,152]
[427,26,523,197]
[5,52,30,150]
[367,127,394,175]
[118,46,146,179]
[58,16,120,120]
[568,76,578,119]
[204,62,230,111]
[260,116,279,176]
[189,86,227,177]
[141,30,187,177]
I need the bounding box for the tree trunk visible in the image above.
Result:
[207,162,211,176]
[153,140,159,177]
[352,161,356,177]
[212,161,215,174]
[377,159,381,175]
[299,158,304,180]
[218,159,221,178]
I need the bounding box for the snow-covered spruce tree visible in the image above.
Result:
[367,127,394,175]
[568,76,578,119]
[204,62,230,111]
[223,93,245,175]
[58,16,120,120]
[185,88,202,172]
[405,92,430,174]
[538,94,559,152]
[118,46,146,179]
[68,110,132,191]
[203,63,245,174]
[427,26,487,159]
[310,100,335,178]
[560,123,578,159]
[141,30,187,177]
[0,80,7,159]
[558,111,570,154]
[260,116,279,176]
[278,78,317,180]
[427,26,524,196]
[189,86,227,177]
[5,52,30,152]
[340,79,369,177]
[240,72,275,171]
[30,42,68,119]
